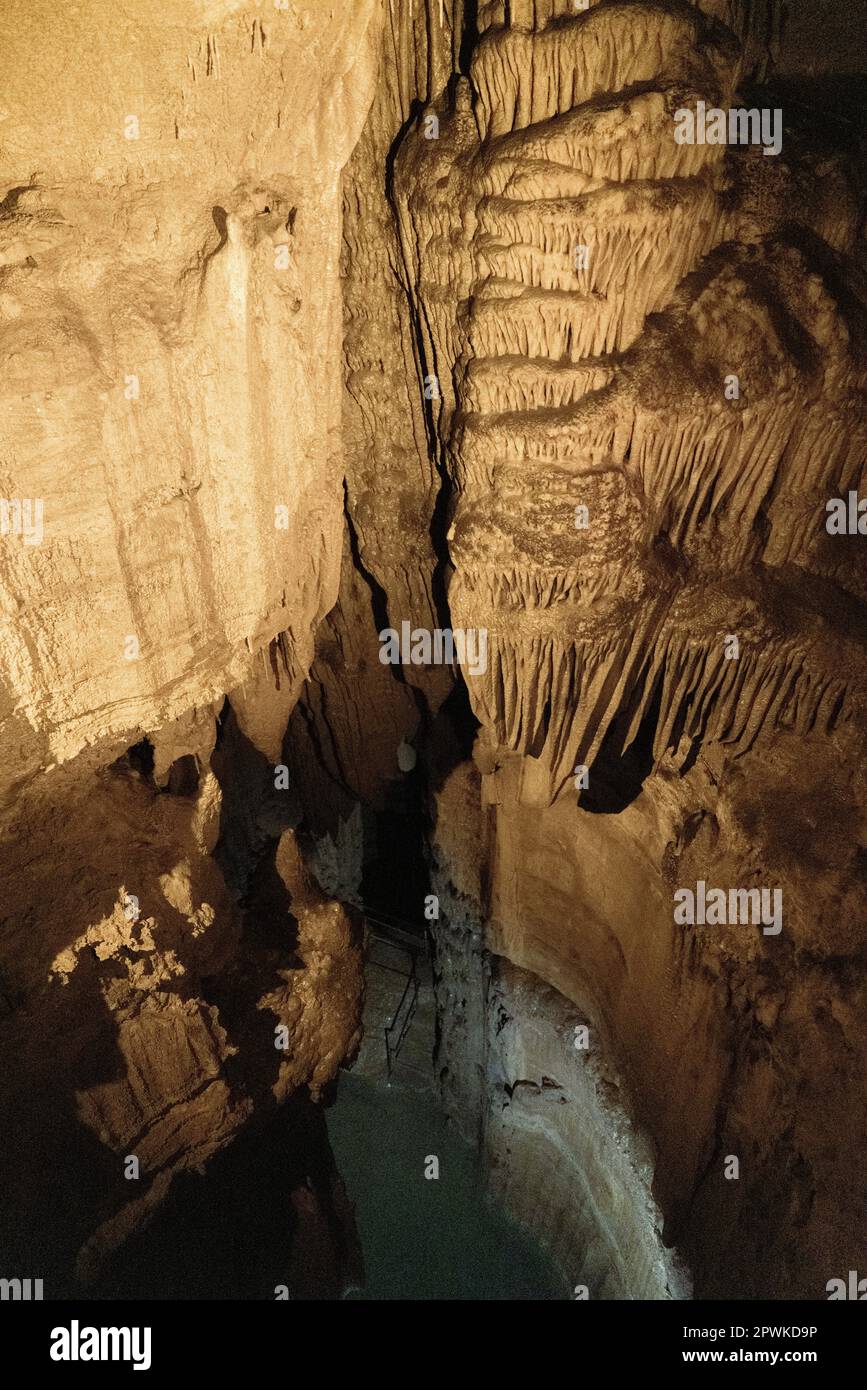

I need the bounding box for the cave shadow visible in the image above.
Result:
[0,972,132,1298]
[0,745,230,1297]
[201,700,306,1113]
[774,221,867,350]
[742,74,867,154]
[360,760,430,937]
[87,1091,363,1301]
[0,698,332,1299]
[211,698,301,899]
[578,677,664,815]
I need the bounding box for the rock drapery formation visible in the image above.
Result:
[394,0,866,805]
[318,0,867,1299]
[1,0,865,1302]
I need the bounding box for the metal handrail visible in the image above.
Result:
[363,911,427,1078]
[383,948,419,1077]
[365,914,427,953]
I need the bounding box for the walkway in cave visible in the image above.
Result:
[353,924,436,1090]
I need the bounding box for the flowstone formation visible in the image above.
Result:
[384,0,867,1299]
[395,0,866,805]
[289,0,866,1300]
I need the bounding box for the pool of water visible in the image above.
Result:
[327,1071,567,1300]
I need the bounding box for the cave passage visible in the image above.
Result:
[337,792,566,1298]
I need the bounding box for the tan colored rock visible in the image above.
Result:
[323,0,867,1299]
[0,0,381,786]
[0,0,381,1291]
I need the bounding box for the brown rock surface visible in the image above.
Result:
[304,0,867,1298]
[0,0,381,782]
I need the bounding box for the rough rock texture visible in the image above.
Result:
[297,0,867,1299]
[485,959,688,1299]
[0,0,380,1292]
[394,0,866,804]
[0,0,380,781]
[0,676,367,1292]
[422,723,867,1297]
[407,1,865,1299]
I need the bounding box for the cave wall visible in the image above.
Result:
[0,0,382,1291]
[422,722,867,1297]
[304,0,866,1299]
[0,0,384,781]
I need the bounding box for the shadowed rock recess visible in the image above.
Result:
[0,0,864,1303]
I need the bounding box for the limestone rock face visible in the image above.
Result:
[0,683,366,1292]
[297,0,867,1299]
[484,959,689,1300]
[394,0,866,806]
[0,0,381,784]
[0,0,379,1291]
